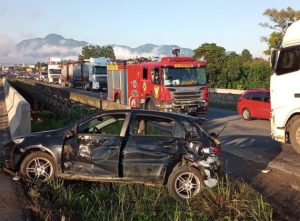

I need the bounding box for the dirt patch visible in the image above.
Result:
[0,170,30,220]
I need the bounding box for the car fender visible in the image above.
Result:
[17,145,62,173]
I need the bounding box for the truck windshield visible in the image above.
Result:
[276,46,300,75]
[95,66,107,75]
[163,66,206,86]
[49,69,61,75]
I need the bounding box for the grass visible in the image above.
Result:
[31,109,97,132]
[25,176,273,221]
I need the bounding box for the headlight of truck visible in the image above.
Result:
[13,137,25,144]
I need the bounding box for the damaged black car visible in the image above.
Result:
[3,109,221,201]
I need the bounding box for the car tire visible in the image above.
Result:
[290,118,300,154]
[20,151,56,182]
[115,95,121,104]
[242,108,251,120]
[167,166,204,201]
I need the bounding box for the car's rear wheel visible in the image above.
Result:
[290,118,300,154]
[242,108,251,120]
[20,151,56,182]
[167,166,204,201]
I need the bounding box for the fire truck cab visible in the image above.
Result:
[107,55,208,114]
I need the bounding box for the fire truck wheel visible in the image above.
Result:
[145,99,155,110]
[115,96,121,104]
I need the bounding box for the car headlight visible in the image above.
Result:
[13,137,25,144]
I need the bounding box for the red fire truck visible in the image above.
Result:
[107,52,208,114]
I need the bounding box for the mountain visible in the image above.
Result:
[14,33,194,62]
[15,34,88,60]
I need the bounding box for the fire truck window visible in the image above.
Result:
[151,67,161,84]
[143,68,148,80]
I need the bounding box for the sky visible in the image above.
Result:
[0,0,299,63]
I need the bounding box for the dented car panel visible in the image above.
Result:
[122,135,177,179]
[3,109,222,200]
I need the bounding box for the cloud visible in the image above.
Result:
[113,46,168,59]
[0,34,15,56]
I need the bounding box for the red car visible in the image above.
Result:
[237,89,270,120]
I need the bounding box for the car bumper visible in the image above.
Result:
[3,141,18,171]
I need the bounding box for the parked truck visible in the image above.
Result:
[60,57,109,91]
[270,20,300,153]
[107,49,208,114]
[48,57,61,83]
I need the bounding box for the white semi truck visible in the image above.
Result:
[60,57,109,91]
[48,57,61,83]
[270,20,300,153]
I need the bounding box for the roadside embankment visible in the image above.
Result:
[209,88,244,109]
[3,78,31,138]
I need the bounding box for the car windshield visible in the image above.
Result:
[95,66,107,75]
[163,66,206,87]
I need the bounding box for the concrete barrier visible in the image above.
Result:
[209,88,244,107]
[3,78,31,138]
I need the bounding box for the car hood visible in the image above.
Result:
[20,128,66,139]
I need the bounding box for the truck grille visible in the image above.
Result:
[170,87,205,108]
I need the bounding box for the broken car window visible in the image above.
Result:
[131,115,175,136]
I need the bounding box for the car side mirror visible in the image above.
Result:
[64,129,76,139]
[270,48,279,71]
[210,132,217,138]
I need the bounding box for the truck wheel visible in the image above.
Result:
[145,99,155,110]
[242,108,251,120]
[290,118,300,154]
[115,95,120,104]
[167,166,204,201]
[84,83,89,91]
[20,151,56,182]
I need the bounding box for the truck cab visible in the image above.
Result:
[48,57,61,84]
[270,20,300,153]
[107,54,208,114]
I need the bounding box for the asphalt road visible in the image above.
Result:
[205,108,300,177]
[204,108,300,220]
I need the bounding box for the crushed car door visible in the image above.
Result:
[63,113,128,177]
[122,114,180,181]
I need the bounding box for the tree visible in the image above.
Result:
[241,49,252,62]
[260,7,300,55]
[80,44,116,60]
[194,43,226,87]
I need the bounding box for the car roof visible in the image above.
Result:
[80,109,200,123]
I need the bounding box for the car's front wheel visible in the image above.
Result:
[167,166,204,201]
[20,151,56,182]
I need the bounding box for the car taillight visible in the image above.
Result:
[211,146,221,155]
[202,146,221,155]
